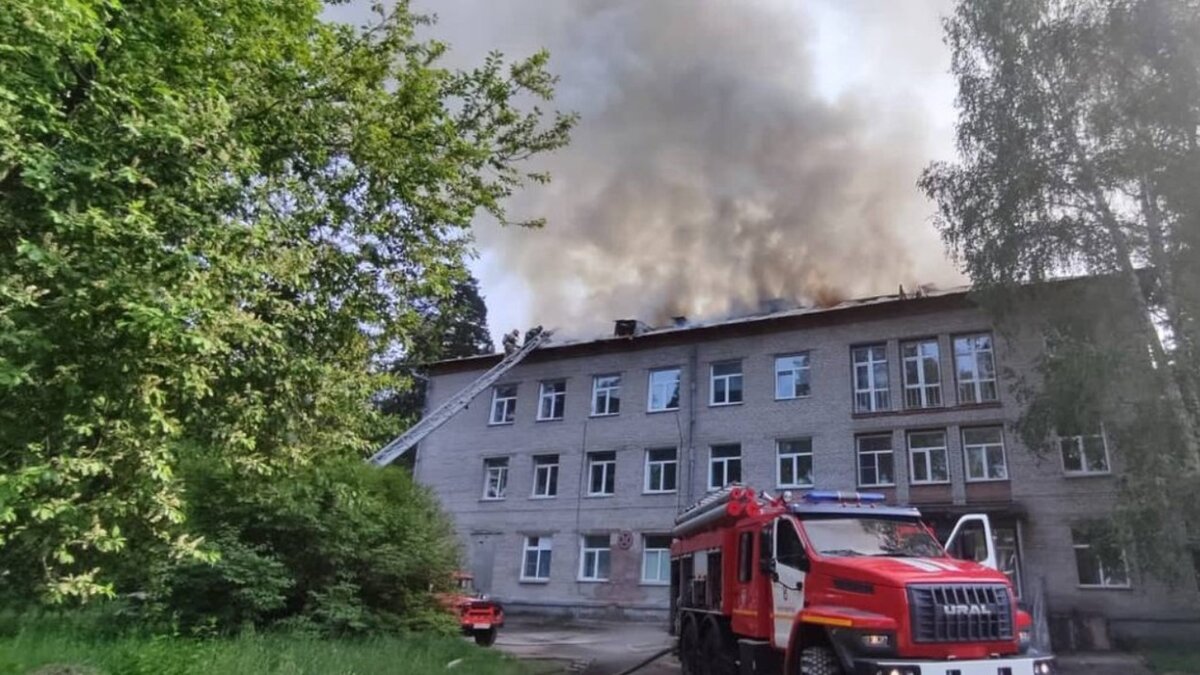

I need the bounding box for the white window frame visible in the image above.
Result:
[531,454,559,498]
[647,368,682,412]
[901,339,942,409]
[489,384,517,425]
[775,353,811,400]
[1072,531,1131,589]
[482,457,509,500]
[579,534,611,582]
[521,536,553,582]
[852,344,891,412]
[709,361,744,406]
[1059,429,1112,476]
[537,380,566,421]
[856,434,895,487]
[906,430,950,485]
[776,438,814,488]
[641,535,672,585]
[962,426,1008,482]
[591,374,621,416]
[708,444,742,490]
[954,333,999,404]
[643,447,678,494]
[586,451,616,497]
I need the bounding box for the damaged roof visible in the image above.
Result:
[428,283,977,375]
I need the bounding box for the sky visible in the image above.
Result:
[327,0,964,344]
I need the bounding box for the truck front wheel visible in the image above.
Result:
[678,616,701,675]
[798,645,841,675]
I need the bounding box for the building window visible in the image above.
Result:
[777,438,814,488]
[482,457,508,500]
[587,451,616,496]
[489,384,517,425]
[856,434,894,487]
[648,368,681,412]
[709,444,742,490]
[902,339,942,409]
[852,345,890,412]
[521,536,552,581]
[710,361,744,406]
[1060,430,1111,475]
[775,353,811,399]
[644,447,678,493]
[532,454,559,498]
[954,334,998,404]
[1072,528,1130,588]
[642,535,672,584]
[907,430,949,484]
[579,534,611,581]
[591,374,621,416]
[962,427,1008,481]
[537,380,566,421]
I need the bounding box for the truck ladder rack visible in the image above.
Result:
[367,328,553,467]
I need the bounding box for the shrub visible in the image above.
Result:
[146,457,459,636]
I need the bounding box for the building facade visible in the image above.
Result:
[416,285,1200,643]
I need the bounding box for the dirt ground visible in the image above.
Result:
[493,617,1153,675]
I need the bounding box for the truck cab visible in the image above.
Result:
[672,488,1057,675]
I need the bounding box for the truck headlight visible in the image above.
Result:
[1034,658,1057,674]
[861,633,891,648]
[1018,628,1032,652]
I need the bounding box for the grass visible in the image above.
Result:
[1144,647,1200,674]
[0,627,532,675]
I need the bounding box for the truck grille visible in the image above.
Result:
[907,583,1013,643]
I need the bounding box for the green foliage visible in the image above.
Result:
[925,0,1200,583]
[147,457,459,636]
[0,0,573,600]
[0,615,532,675]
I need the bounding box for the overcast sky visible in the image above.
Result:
[328,0,963,343]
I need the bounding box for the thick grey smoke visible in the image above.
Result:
[332,0,961,335]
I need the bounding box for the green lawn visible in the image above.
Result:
[1144,647,1200,674]
[0,629,531,675]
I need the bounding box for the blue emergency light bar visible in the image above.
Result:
[800,490,886,503]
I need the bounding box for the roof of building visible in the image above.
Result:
[429,282,978,374]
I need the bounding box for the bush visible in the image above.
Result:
[145,457,460,637]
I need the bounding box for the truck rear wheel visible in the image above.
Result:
[701,617,738,675]
[798,645,841,675]
[473,627,497,647]
[678,615,701,675]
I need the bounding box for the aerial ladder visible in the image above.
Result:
[367,327,553,467]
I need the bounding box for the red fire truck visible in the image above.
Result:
[439,572,505,646]
[670,486,1056,675]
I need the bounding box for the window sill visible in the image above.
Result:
[857,484,896,489]
[777,484,814,490]
[851,401,1003,419]
[775,395,812,402]
[1062,471,1113,479]
[910,480,952,487]
[642,490,678,496]
[518,578,550,585]
[584,493,614,499]
[965,477,1010,484]
[589,413,620,419]
[487,421,515,427]
[480,497,507,502]
[529,495,557,500]
[535,417,564,423]
[1077,584,1132,591]
[646,408,680,414]
[576,578,609,584]
[639,581,670,587]
[709,401,744,408]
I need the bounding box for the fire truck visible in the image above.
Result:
[671,486,1056,675]
[439,571,505,646]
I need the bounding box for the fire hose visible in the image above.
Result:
[613,646,675,675]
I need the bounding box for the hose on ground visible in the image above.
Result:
[614,646,675,675]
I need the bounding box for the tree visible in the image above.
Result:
[0,0,573,600]
[921,0,1200,581]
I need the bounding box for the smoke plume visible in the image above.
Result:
[334,0,962,335]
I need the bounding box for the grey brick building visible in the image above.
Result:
[415,282,1200,643]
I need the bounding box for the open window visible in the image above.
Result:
[944,513,997,570]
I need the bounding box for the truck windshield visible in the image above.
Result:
[802,518,943,558]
